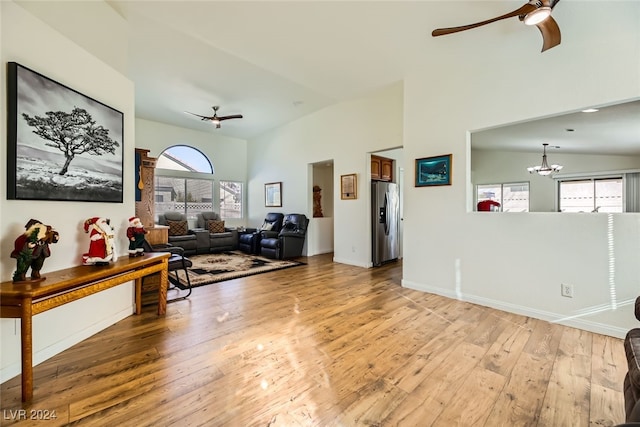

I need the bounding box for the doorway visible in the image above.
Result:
[370,148,404,265]
[308,160,334,256]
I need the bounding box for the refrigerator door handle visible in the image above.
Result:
[383,193,389,235]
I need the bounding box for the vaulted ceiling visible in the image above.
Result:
[16,1,639,154]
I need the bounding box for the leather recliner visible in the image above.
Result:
[623,297,640,423]
[157,212,198,255]
[259,213,309,259]
[238,213,284,254]
[196,212,238,253]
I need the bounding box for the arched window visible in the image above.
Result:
[154,145,243,222]
[154,145,215,222]
[156,145,213,173]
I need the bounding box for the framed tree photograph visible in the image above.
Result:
[265,182,282,207]
[415,154,452,187]
[341,173,357,200]
[6,62,124,202]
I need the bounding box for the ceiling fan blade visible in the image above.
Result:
[185,111,213,121]
[218,114,243,121]
[432,3,536,37]
[536,16,561,52]
[550,0,560,9]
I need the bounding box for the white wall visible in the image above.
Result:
[134,118,248,228]
[1,2,135,381]
[472,149,640,212]
[402,1,640,338]
[12,0,129,75]
[247,81,403,267]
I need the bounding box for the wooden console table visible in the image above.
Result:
[0,252,170,402]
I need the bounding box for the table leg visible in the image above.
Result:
[135,278,142,315]
[157,260,168,315]
[21,297,33,402]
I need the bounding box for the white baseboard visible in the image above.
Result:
[0,306,133,384]
[402,279,629,339]
[332,257,371,268]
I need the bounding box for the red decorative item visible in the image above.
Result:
[82,217,117,265]
[126,217,148,257]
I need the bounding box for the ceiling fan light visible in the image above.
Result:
[211,119,220,125]
[523,7,551,25]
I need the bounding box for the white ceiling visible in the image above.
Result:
[472,99,640,156]
[17,1,640,154]
[109,0,449,140]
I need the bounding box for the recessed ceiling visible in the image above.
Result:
[472,99,640,156]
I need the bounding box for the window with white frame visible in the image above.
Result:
[155,176,214,219]
[558,177,623,212]
[219,181,243,219]
[154,145,215,221]
[476,182,530,212]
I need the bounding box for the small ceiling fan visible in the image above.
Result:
[432,0,561,52]
[185,106,243,129]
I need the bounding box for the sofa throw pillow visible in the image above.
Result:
[260,221,274,231]
[167,220,188,236]
[207,220,225,234]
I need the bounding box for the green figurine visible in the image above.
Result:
[10,219,58,283]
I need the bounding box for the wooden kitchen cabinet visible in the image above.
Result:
[371,155,393,182]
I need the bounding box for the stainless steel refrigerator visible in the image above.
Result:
[372,181,399,266]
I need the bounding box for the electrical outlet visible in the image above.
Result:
[561,283,574,298]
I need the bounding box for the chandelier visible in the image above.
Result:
[527,143,563,176]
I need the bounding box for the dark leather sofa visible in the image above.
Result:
[157,212,237,255]
[238,212,284,254]
[623,297,640,423]
[157,212,198,255]
[259,213,309,259]
[195,212,238,253]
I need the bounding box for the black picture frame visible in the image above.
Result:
[6,62,124,202]
[415,154,452,187]
[265,182,282,207]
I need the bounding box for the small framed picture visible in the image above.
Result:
[265,182,282,207]
[415,154,452,187]
[341,173,357,200]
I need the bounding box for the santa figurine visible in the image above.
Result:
[127,216,148,257]
[10,219,54,283]
[82,217,117,265]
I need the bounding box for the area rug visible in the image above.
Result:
[173,251,304,289]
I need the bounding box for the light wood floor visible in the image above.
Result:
[0,253,627,426]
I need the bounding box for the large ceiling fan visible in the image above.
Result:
[185,106,243,129]
[432,0,561,52]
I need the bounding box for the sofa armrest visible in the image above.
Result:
[261,230,280,239]
[279,231,305,238]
